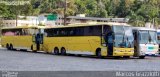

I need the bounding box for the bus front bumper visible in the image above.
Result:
[113,48,134,56]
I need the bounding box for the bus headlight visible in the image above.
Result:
[130,49,134,52]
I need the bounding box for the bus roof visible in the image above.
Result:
[1,25,45,29]
[132,27,156,31]
[157,29,160,32]
[46,22,131,29]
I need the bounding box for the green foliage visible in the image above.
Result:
[0,0,160,27]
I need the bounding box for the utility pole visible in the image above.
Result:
[16,3,19,27]
[16,5,18,27]
[64,0,67,26]
[153,18,155,29]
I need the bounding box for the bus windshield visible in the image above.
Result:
[124,26,134,42]
[113,26,134,48]
[139,30,157,44]
[149,31,157,44]
[139,30,149,44]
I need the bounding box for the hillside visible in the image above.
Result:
[0,0,160,27]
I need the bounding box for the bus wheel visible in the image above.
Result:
[31,45,37,52]
[139,56,145,59]
[61,47,66,55]
[31,45,33,50]
[123,56,130,58]
[114,56,121,59]
[96,48,102,58]
[10,44,13,50]
[53,47,59,55]
[6,44,10,50]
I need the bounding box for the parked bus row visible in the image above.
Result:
[1,22,159,59]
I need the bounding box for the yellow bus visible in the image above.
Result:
[43,22,134,58]
[1,26,44,51]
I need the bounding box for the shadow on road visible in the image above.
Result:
[0,48,159,60]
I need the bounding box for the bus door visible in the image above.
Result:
[107,32,114,56]
[133,31,138,56]
[35,33,43,50]
[32,29,44,51]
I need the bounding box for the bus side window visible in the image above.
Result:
[15,31,20,36]
[54,29,60,36]
[69,28,74,36]
[75,27,83,36]
[25,29,29,35]
[22,29,27,35]
[104,25,112,35]
[89,26,93,34]
[60,29,66,36]
[28,29,34,35]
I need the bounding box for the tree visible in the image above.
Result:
[0,0,160,27]
[95,0,108,17]
[0,3,15,19]
[116,0,134,18]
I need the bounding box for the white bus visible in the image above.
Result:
[157,29,160,54]
[132,27,159,58]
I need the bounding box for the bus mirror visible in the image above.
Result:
[32,34,36,42]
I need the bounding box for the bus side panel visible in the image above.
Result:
[1,36,33,50]
[13,36,33,49]
[43,37,68,53]
[43,36,107,56]
[66,36,93,54]
[1,36,14,47]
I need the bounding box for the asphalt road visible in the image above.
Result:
[0,48,160,71]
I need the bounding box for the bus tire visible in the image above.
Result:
[31,45,33,50]
[53,47,59,55]
[61,47,66,55]
[114,56,121,59]
[96,48,102,58]
[10,44,13,50]
[33,50,37,52]
[123,56,130,58]
[6,44,10,50]
[139,56,145,59]
[31,45,37,52]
